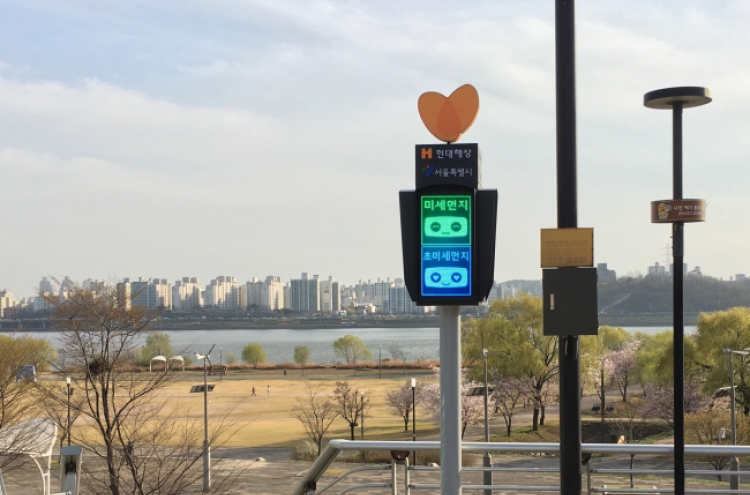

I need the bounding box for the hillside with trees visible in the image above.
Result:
[598,275,750,314]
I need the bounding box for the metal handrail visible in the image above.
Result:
[291,439,750,495]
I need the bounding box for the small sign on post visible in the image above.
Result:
[650,199,706,223]
[540,228,594,268]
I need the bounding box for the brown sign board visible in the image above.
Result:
[540,228,594,268]
[651,199,706,223]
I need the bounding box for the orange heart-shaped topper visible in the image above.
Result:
[418,84,479,143]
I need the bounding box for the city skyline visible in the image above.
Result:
[2,2,749,302]
[0,257,740,302]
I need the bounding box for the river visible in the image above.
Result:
[13,325,695,365]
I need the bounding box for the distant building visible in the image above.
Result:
[39,277,54,293]
[204,276,240,310]
[389,278,418,314]
[0,290,17,318]
[647,262,666,276]
[488,280,542,305]
[290,272,320,312]
[125,277,173,310]
[597,263,617,283]
[688,265,703,277]
[173,277,202,311]
[319,276,341,313]
[246,276,284,311]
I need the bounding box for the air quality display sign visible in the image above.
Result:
[421,195,473,297]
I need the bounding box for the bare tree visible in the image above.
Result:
[40,282,236,495]
[332,381,371,440]
[385,381,425,432]
[388,345,408,375]
[291,383,339,456]
[491,376,531,436]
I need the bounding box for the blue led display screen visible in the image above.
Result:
[420,195,472,297]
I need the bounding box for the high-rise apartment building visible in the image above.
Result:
[320,276,341,313]
[290,272,320,312]
[0,290,16,318]
[205,276,240,310]
[125,277,173,310]
[262,276,284,310]
[389,278,418,314]
[173,277,202,311]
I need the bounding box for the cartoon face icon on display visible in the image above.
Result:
[424,267,468,288]
[424,216,468,238]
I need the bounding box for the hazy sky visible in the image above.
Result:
[1,1,749,299]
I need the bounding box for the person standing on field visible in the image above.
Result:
[251,387,256,396]
[267,385,271,395]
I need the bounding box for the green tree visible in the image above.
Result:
[332,335,372,364]
[136,331,174,366]
[635,329,701,387]
[694,307,750,409]
[462,294,556,431]
[599,326,633,351]
[242,342,267,368]
[294,345,311,375]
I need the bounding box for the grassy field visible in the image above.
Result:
[71,369,441,449]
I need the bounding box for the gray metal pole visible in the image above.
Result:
[730,353,740,490]
[483,348,492,495]
[601,365,606,443]
[203,358,210,493]
[412,383,417,467]
[440,306,462,495]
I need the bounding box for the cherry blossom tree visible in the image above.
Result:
[491,375,532,436]
[604,343,639,402]
[421,367,484,439]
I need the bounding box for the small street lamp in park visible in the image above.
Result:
[411,378,417,467]
[360,391,365,439]
[65,376,72,446]
[722,348,749,491]
[194,344,215,494]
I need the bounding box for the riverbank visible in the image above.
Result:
[0,312,690,332]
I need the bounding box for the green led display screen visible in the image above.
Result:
[420,195,473,297]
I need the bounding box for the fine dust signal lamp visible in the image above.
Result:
[400,85,498,306]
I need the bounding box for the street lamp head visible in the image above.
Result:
[66,376,71,385]
[482,348,488,357]
[411,378,416,389]
[644,87,712,110]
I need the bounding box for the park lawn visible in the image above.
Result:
[71,375,440,448]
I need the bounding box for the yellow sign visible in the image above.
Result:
[418,84,479,143]
[540,228,594,268]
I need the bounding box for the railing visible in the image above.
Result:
[292,440,750,495]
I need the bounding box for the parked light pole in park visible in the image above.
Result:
[723,348,749,490]
[411,378,416,467]
[600,359,606,443]
[66,376,72,446]
[360,391,365,439]
[645,86,711,495]
[467,339,498,495]
[196,344,215,494]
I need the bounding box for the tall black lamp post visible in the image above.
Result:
[645,86,711,495]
